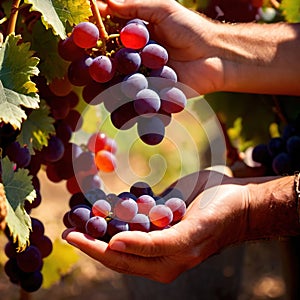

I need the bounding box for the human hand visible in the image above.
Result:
[62,170,253,283]
[97,0,224,95]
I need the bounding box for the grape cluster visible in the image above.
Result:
[58,18,187,146]
[4,218,52,292]
[252,116,300,175]
[63,182,186,240]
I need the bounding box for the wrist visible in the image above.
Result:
[246,176,300,241]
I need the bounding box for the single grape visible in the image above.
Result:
[80,174,102,193]
[87,132,108,153]
[92,199,111,218]
[94,149,117,172]
[82,80,107,105]
[41,135,65,163]
[32,235,53,258]
[73,151,98,176]
[272,152,292,175]
[267,137,285,157]
[110,101,138,130]
[159,87,187,114]
[148,205,173,228]
[104,137,118,154]
[49,76,73,97]
[58,36,86,61]
[107,219,129,237]
[68,55,93,86]
[252,143,272,165]
[29,218,45,244]
[69,192,88,208]
[136,194,156,215]
[121,73,148,98]
[16,245,42,273]
[89,56,115,83]
[85,216,107,238]
[286,135,300,159]
[130,181,154,197]
[114,198,138,221]
[84,188,106,206]
[114,47,141,74]
[68,205,92,231]
[141,43,168,69]
[6,141,31,168]
[149,66,178,91]
[134,88,161,116]
[129,214,151,232]
[137,116,165,145]
[72,22,99,49]
[165,197,186,223]
[120,22,149,49]
[20,270,43,293]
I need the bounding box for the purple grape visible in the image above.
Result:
[68,55,93,86]
[32,235,53,258]
[165,197,186,223]
[134,88,161,116]
[89,56,115,83]
[130,181,153,197]
[120,22,149,49]
[121,73,148,98]
[129,214,151,232]
[72,22,99,49]
[114,198,138,221]
[41,135,65,163]
[16,245,42,273]
[137,116,165,145]
[92,199,111,218]
[107,219,129,237]
[20,270,43,293]
[141,43,168,69]
[114,47,141,74]
[58,36,86,62]
[136,194,156,215]
[6,141,31,168]
[159,87,187,114]
[110,101,138,130]
[85,216,107,238]
[68,205,92,232]
[252,143,272,165]
[80,174,102,193]
[272,152,292,175]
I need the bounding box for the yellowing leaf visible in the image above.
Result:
[0,34,39,94]
[2,157,36,251]
[25,0,92,39]
[0,81,40,129]
[17,100,55,154]
[42,239,79,288]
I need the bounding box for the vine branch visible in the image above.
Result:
[7,0,21,35]
[89,0,108,40]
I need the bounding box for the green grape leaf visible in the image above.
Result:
[2,157,36,251]
[0,34,39,94]
[17,100,55,154]
[24,0,93,39]
[42,239,79,288]
[280,0,300,23]
[27,20,70,82]
[0,81,40,129]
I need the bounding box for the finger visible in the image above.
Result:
[62,229,173,281]
[104,0,178,23]
[108,220,193,256]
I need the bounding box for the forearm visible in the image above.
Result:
[212,22,300,95]
[247,175,300,241]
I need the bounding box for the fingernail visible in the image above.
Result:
[109,241,126,251]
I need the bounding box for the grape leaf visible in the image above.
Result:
[2,157,36,251]
[17,100,55,154]
[280,0,300,23]
[0,34,39,94]
[26,20,70,82]
[24,0,93,39]
[0,81,40,129]
[42,239,79,288]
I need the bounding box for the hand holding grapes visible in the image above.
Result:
[98,0,300,95]
[63,171,300,282]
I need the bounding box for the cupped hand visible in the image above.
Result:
[62,170,252,283]
[97,0,224,94]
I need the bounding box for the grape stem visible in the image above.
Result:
[7,0,21,35]
[89,0,109,40]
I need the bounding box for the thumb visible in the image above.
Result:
[105,0,177,24]
[108,221,190,257]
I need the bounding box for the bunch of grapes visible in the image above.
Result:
[4,218,52,292]
[63,181,186,240]
[251,115,300,175]
[58,18,187,146]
